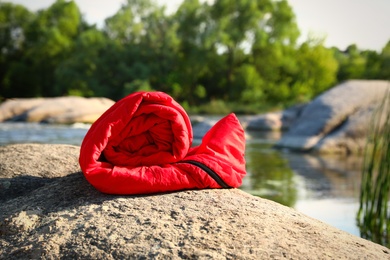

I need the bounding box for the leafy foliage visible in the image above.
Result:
[0,0,389,107]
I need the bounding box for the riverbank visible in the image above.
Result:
[2,80,389,155]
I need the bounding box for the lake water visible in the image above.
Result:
[0,122,364,238]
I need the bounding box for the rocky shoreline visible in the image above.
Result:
[1,80,390,155]
[0,144,389,259]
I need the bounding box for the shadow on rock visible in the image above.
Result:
[0,176,57,203]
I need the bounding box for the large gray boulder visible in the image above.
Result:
[0,144,388,259]
[276,80,390,154]
[0,96,115,124]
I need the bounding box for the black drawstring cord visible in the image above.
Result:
[181,160,231,189]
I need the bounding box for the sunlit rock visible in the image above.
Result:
[246,104,305,131]
[276,80,390,154]
[0,144,80,202]
[0,96,115,124]
[0,144,388,259]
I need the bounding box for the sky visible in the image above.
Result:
[6,0,390,52]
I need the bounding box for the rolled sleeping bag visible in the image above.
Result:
[79,91,246,195]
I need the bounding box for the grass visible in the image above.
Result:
[357,89,390,248]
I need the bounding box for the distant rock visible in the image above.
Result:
[275,80,390,154]
[246,111,284,131]
[190,115,220,139]
[246,104,305,131]
[0,96,115,124]
[0,144,388,259]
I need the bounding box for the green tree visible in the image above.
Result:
[54,28,108,97]
[0,2,34,98]
[174,0,212,104]
[103,0,180,100]
[290,39,338,102]
[248,0,300,103]
[334,44,366,82]
[209,0,267,99]
[140,5,180,95]
[379,40,390,80]
[20,0,83,97]
[104,0,151,44]
[3,0,382,108]
[233,64,264,102]
[362,49,381,79]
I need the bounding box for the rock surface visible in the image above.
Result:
[0,144,80,202]
[0,96,115,124]
[1,144,389,259]
[246,104,305,131]
[190,116,220,139]
[275,80,390,154]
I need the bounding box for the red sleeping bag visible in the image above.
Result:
[79,91,246,195]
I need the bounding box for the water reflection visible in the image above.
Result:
[241,135,364,237]
[241,142,298,207]
[282,152,362,200]
[241,135,363,206]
